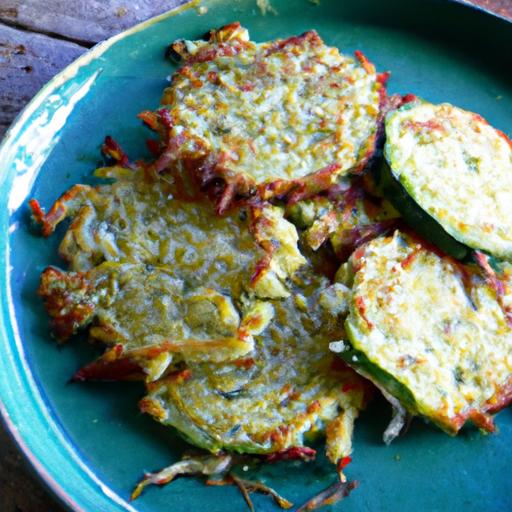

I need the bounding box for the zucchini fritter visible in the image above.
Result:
[39,262,274,381]
[384,101,512,260]
[31,166,305,299]
[32,165,306,378]
[140,267,368,463]
[338,231,512,434]
[142,23,386,209]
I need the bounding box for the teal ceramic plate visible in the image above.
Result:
[1,1,511,510]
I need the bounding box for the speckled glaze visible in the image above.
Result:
[0,1,511,511]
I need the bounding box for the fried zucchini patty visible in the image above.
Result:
[340,231,512,434]
[144,23,384,204]
[31,166,305,300]
[140,268,367,462]
[384,101,512,260]
[39,262,275,380]
[32,166,306,378]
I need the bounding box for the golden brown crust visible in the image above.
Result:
[142,24,386,212]
[38,267,95,340]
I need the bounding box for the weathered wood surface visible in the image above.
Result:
[0,0,189,44]
[456,0,512,20]
[0,0,186,137]
[0,1,510,511]
[0,23,84,137]
[0,425,64,511]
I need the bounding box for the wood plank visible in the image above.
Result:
[0,0,188,45]
[457,0,512,20]
[0,23,85,137]
[0,422,65,512]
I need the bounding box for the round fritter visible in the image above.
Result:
[340,231,512,434]
[39,262,274,381]
[140,267,367,463]
[146,23,385,204]
[31,166,305,300]
[385,101,512,260]
[32,165,306,379]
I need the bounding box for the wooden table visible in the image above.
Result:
[0,1,510,510]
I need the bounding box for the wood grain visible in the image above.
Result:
[0,0,188,44]
[456,0,512,20]
[0,423,63,511]
[0,23,84,137]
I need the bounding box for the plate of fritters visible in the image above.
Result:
[0,1,511,511]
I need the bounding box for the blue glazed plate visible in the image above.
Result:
[1,1,511,511]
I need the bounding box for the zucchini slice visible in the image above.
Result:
[339,231,512,435]
[384,101,512,260]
